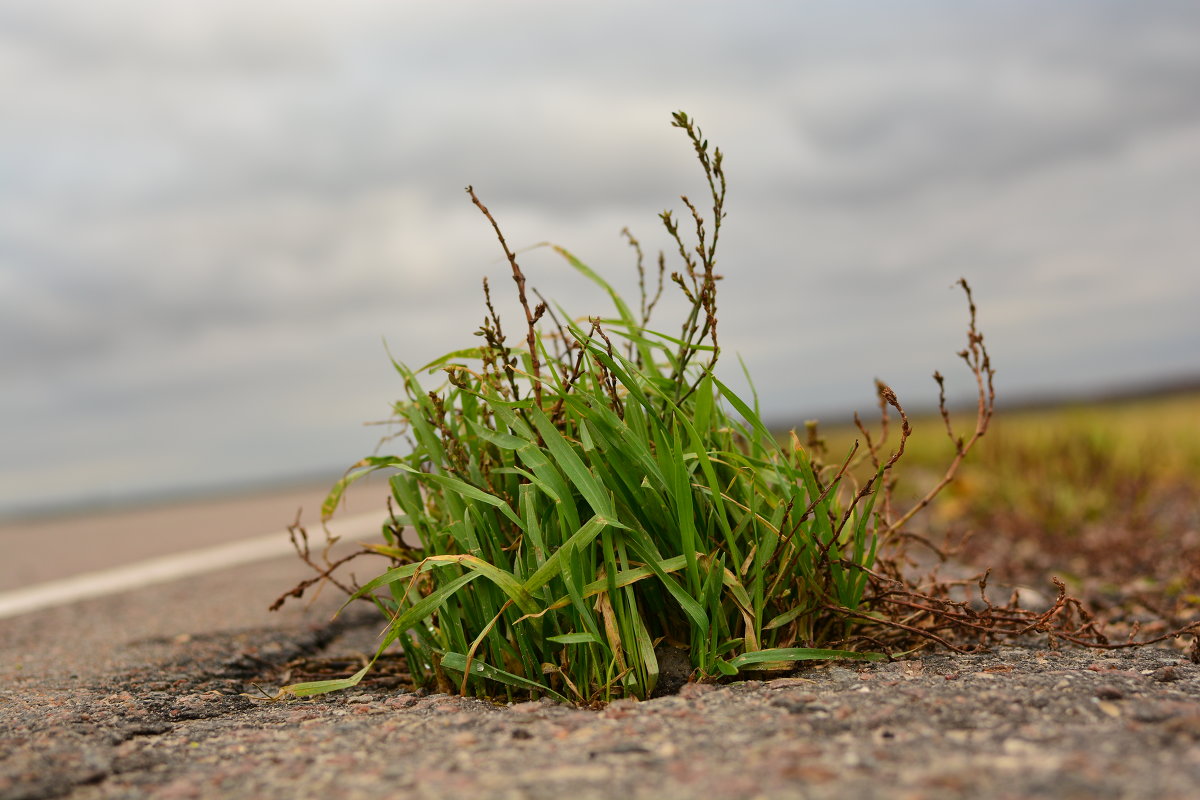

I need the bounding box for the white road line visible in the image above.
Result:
[0,510,390,621]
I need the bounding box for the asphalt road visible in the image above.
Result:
[0,552,347,685]
[0,474,399,686]
[0,478,389,594]
[3,481,1199,800]
[3,562,1199,800]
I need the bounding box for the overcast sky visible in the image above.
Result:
[3,1,1198,516]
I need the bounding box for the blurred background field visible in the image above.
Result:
[816,385,1200,637]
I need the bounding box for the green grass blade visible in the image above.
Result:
[417,347,488,374]
[282,570,482,698]
[548,632,605,645]
[275,663,374,698]
[549,244,661,378]
[522,514,617,594]
[528,406,614,518]
[440,652,569,703]
[396,465,525,530]
[728,648,885,670]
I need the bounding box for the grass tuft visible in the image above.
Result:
[271,112,1199,703]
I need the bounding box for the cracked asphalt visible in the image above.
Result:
[3,488,1200,799]
[3,551,1200,800]
[0,554,349,800]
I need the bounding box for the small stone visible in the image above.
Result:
[678,682,717,699]
[1130,701,1175,723]
[1153,666,1181,683]
[508,700,550,714]
[770,697,811,714]
[385,694,420,709]
[1163,713,1200,740]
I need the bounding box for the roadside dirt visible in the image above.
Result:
[4,610,1199,800]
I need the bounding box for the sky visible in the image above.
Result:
[2,0,1199,517]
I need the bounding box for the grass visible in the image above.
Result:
[911,391,1200,528]
[271,112,1198,704]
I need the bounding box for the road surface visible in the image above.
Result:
[2,482,1199,800]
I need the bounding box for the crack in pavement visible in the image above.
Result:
[4,616,1200,800]
[0,614,368,800]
